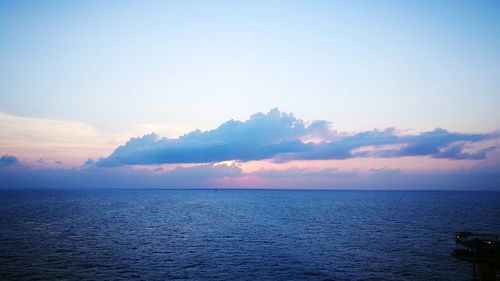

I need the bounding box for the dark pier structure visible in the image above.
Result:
[452,231,500,281]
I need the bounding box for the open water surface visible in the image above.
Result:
[1,189,499,280]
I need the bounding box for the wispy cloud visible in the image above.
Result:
[0,112,189,167]
[97,109,498,166]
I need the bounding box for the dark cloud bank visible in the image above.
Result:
[1,161,499,190]
[0,163,242,189]
[97,108,497,166]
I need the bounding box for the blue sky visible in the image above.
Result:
[1,0,499,132]
[0,1,499,189]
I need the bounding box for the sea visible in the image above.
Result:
[1,189,499,280]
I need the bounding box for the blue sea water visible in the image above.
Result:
[1,189,499,280]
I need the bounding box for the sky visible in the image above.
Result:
[0,0,499,189]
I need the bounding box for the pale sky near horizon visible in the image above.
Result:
[1,0,499,189]
[1,0,499,134]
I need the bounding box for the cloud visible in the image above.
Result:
[36,158,49,165]
[0,160,242,189]
[250,167,355,179]
[218,165,500,190]
[0,155,20,166]
[384,129,487,158]
[97,109,498,166]
[97,109,314,166]
[84,158,96,166]
[1,154,499,190]
[432,143,496,160]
